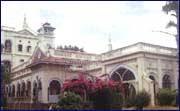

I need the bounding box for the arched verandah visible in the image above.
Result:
[110,66,137,99]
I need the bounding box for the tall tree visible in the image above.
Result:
[162,1,179,51]
[162,1,179,91]
[1,64,11,108]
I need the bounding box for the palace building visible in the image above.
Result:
[1,17,178,106]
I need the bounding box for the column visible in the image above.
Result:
[157,59,162,88]
[30,79,33,103]
[102,65,106,74]
[172,61,178,89]
[41,78,48,103]
[137,56,145,91]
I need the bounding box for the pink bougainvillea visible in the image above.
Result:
[61,74,124,101]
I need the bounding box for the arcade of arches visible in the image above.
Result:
[4,67,173,104]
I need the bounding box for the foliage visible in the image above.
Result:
[134,91,150,110]
[1,65,11,84]
[57,45,84,52]
[110,92,123,109]
[162,1,178,14]
[124,97,136,108]
[61,74,124,109]
[162,1,179,49]
[1,96,7,108]
[62,74,124,101]
[62,74,91,101]
[90,87,112,109]
[172,89,178,106]
[157,88,175,106]
[162,1,178,28]
[89,86,123,110]
[57,91,83,110]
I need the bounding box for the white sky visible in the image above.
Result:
[1,1,177,54]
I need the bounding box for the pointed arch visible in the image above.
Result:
[162,74,171,89]
[110,65,137,99]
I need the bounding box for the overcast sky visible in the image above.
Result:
[1,1,177,54]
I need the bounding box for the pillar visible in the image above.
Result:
[41,78,49,103]
[137,56,145,91]
[157,59,162,88]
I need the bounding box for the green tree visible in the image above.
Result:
[162,1,179,50]
[162,1,179,96]
[1,64,11,108]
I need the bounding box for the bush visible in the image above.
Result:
[61,74,124,109]
[111,92,123,109]
[1,96,7,108]
[57,91,83,109]
[124,97,136,108]
[157,88,175,106]
[134,91,150,110]
[175,92,179,106]
[172,89,179,106]
[90,86,123,110]
[90,87,112,109]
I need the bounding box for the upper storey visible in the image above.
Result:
[101,42,177,61]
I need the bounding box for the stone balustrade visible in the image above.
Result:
[11,68,31,79]
[101,42,177,61]
[84,62,102,70]
[54,50,101,61]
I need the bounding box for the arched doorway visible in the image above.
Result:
[48,80,61,103]
[110,66,136,99]
[21,82,26,97]
[37,80,42,102]
[26,81,31,97]
[17,83,21,97]
[8,86,11,97]
[6,86,9,97]
[33,81,38,103]
[162,75,171,89]
[12,85,15,97]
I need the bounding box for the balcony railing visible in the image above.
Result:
[101,42,177,61]
[54,50,101,61]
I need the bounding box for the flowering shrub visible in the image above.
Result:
[61,74,124,109]
[62,74,124,101]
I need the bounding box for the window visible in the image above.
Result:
[5,40,12,52]
[18,44,23,52]
[27,46,31,53]
[2,60,11,73]
[20,59,24,62]
[162,75,171,89]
